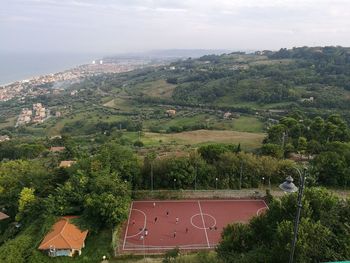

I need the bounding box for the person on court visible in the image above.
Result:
[144,229,148,236]
[132,220,135,226]
[173,231,176,238]
[153,202,156,208]
[154,217,158,223]
[185,227,188,233]
[176,217,179,224]
[166,210,169,217]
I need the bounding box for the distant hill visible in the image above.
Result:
[103,49,233,60]
[2,46,350,137]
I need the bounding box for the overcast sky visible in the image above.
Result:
[1,0,350,54]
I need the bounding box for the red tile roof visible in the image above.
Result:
[38,216,88,250]
[0,212,9,221]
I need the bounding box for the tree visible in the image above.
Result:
[198,143,239,163]
[261,143,283,159]
[145,151,157,190]
[16,188,36,221]
[0,160,50,215]
[297,136,307,155]
[217,188,350,263]
[311,151,346,186]
[266,124,286,145]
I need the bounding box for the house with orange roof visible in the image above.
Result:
[38,216,88,257]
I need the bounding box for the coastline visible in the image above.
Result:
[0,52,101,86]
[0,65,85,87]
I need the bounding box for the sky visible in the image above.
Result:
[1,0,350,54]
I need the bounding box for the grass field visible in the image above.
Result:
[142,130,265,150]
[144,114,264,133]
[144,79,176,98]
[132,79,176,98]
[103,97,135,111]
[47,108,127,136]
[0,116,16,129]
[215,97,295,110]
[224,116,264,133]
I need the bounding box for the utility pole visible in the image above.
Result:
[195,162,198,191]
[151,161,154,191]
[289,169,306,263]
[147,152,156,191]
[239,160,243,190]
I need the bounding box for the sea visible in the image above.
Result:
[0,53,102,86]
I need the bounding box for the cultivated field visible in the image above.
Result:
[143,130,265,150]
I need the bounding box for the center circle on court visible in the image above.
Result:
[191,213,216,230]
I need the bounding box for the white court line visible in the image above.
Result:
[190,213,216,230]
[262,200,269,209]
[123,202,134,250]
[197,201,210,248]
[124,243,211,248]
[123,245,215,251]
[133,199,266,203]
[256,207,267,216]
[256,200,269,216]
[126,209,147,238]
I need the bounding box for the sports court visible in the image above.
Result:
[120,199,268,254]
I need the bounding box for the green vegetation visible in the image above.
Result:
[264,113,350,187]
[217,188,350,263]
[1,46,350,262]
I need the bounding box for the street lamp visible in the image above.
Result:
[215,177,218,190]
[173,178,177,190]
[140,234,145,261]
[279,167,307,263]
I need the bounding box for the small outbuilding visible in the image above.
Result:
[38,216,88,257]
[50,146,65,153]
[165,109,176,117]
[59,161,76,168]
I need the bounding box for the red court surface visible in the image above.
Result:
[120,199,268,254]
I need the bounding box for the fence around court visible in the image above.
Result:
[131,188,284,200]
[132,188,349,200]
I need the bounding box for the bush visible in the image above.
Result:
[163,247,180,263]
[133,140,144,147]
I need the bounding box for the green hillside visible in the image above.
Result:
[1,46,350,144]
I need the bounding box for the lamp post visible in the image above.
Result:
[215,177,218,190]
[279,167,307,263]
[151,161,154,191]
[239,160,243,190]
[140,234,145,261]
[173,178,176,190]
[195,162,198,191]
[262,177,265,188]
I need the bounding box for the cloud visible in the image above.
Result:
[1,0,350,53]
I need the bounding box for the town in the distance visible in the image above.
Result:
[0,57,164,102]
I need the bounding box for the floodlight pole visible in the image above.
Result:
[142,234,146,262]
[195,162,198,191]
[289,168,306,263]
[239,160,243,190]
[151,161,154,191]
